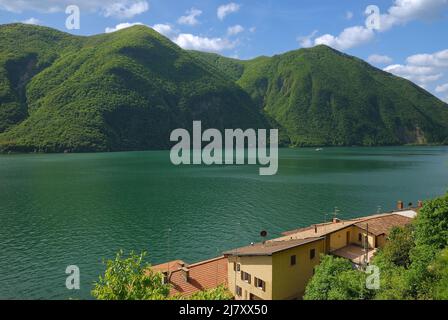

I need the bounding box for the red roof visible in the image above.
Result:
[151,256,228,297]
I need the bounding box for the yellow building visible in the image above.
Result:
[223,210,415,300]
[224,237,324,300]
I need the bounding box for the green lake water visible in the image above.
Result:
[1,146,448,299]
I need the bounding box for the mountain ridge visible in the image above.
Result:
[193,44,448,146]
[0,23,447,152]
[0,23,268,152]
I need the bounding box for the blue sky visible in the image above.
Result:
[1,0,448,101]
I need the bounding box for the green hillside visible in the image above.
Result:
[0,24,266,152]
[1,23,447,152]
[195,46,448,146]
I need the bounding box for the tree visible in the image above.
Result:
[304,255,372,300]
[429,248,448,300]
[414,193,448,250]
[372,193,448,300]
[380,225,414,268]
[92,250,170,300]
[373,265,409,300]
[406,193,448,298]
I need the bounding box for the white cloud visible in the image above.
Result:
[249,26,256,33]
[406,49,448,67]
[314,26,375,50]
[383,64,442,85]
[384,48,448,101]
[227,25,244,36]
[103,1,149,19]
[173,33,236,52]
[300,0,448,51]
[105,22,143,33]
[105,22,236,53]
[346,11,354,20]
[435,83,448,93]
[297,30,318,48]
[217,2,240,20]
[379,0,448,31]
[152,23,176,37]
[0,0,149,19]
[22,17,41,25]
[177,8,202,26]
[367,54,393,65]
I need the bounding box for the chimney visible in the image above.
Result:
[418,200,423,208]
[181,267,189,283]
[397,200,404,211]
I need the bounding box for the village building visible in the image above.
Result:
[151,256,228,297]
[151,202,418,300]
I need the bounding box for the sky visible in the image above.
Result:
[0,0,447,102]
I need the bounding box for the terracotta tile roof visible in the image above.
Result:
[151,260,186,273]
[150,256,228,297]
[354,214,412,236]
[280,221,357,239]
[222,237,324,256]
[279,212,414,241]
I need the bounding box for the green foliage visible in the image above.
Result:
[1,24,448,152]
[304,193,448,300]
[379,225,415,268]
[373,265,409,300]
[0,24,266,152]
[372,193,448,300]
[196,45,448,147]
[304,255,372,300]
[92,250,233,300]
[414,193,448,250]
[371,225,415,299]
[91,250,170,300]
[189,51,245,82]
[430,248,448,300]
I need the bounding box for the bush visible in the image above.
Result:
[92,250,170,300]
[304,255,372,300]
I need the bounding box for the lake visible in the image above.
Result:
[1,146,447,299]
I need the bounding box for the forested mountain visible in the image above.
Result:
[192,46,448,146]
[1,23,447,152]
[0,24,266,152]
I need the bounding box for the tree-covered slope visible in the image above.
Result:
[0,24,83,134]
[196,46,448,146]
[1,24,447,152]
[0,24,267,152]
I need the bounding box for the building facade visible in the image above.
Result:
[223,210,415,300]
[152,206,418,300]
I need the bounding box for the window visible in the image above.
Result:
[241,271,251,284]
[290,255,296,266]
[233,262,241,271]
[358,233,362,241]
[254,277,266,291]
[236,286,242,296]
[310,248,316,260]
